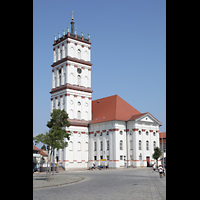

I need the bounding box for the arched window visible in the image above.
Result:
[153,141,156,149]
[65,46,67,57]
[77,49,81,59]
[77,142,81,151]
[56,51,58,61]
[94,142,96,151]
[100,141,103,151]
[70,73,74,85]
[70,47,74,57]
[63,73,66,85]
[59,75,61,86]
[120,140,123,150]
[77,111,81,120]
[84,50,88,61]
[60,49,62,59]
[84,76,88,87]
[139,140,142,150]
[70,109,74,119]
[85,142,88,151]
[54,76,57,87]
[107,140,109,150]
[146,141,149,150]
[77,75,81,86]
[69,141,73,151]
[130,140,133,150]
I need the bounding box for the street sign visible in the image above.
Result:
[101,159,106,161]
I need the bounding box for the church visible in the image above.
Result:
[49,15,162,169]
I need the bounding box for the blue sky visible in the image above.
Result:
[33,0,166,143]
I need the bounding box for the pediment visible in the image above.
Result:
[140,115,154,123]
[133,113,161,125]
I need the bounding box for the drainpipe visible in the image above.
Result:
[125,121,128,168]
[88,123,91,169]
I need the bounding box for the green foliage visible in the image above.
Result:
[152,147,162,160]
[41,145,46,150]
[47,109,70,129]
[33,109,71,180]
[33,109,71,150]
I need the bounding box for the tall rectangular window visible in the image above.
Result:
[139,140,142,150]
[107,141,109,150]
[120,140,123,150]
[100,141,103,151]
[146,141,149,150]
[60,49,62,59]
[94,142,96,151]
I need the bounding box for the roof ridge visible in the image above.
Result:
[92,94,118,102]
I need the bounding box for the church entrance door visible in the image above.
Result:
[146,156,150,167]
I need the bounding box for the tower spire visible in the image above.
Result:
[70,11,75,34]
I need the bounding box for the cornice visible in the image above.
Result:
[50,83,93,94]
[51,56,92,67]
[53,34,91,46]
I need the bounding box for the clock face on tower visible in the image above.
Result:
[77,68,82,74]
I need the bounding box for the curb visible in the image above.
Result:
[33,176,85,190]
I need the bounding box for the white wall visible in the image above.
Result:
[89,117,160,168]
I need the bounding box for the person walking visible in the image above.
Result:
[153,164,156,172]
[158,165,163,178]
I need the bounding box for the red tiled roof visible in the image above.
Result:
[90,95,141,124]
[39,149,48,156]
[128,113,148,121]
[159,132,166,139]
[33,145,48,156]
[33,145,40,151]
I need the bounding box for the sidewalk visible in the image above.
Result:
[33,173,86,190]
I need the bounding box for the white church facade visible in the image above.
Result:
[49,16,162,170]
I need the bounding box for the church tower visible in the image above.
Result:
[50,13,92,169]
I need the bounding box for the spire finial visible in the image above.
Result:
[70,11,75,34]
[72,11,74,20]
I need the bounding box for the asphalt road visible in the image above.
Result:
[33,167,166,200]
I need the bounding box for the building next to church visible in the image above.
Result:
[49,15,162,170]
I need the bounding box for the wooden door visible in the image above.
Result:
[146,156,150,167]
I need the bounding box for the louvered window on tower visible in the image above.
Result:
[77,75,81,86]
[77,111,81,120]
[77,49,81,59]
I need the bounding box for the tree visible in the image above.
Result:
[152,147,162,167]
[33,109,71,181]
[41,144,46,151]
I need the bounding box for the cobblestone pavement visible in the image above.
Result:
[33,167,166,200]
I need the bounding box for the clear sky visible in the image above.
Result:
[33,0,166,143]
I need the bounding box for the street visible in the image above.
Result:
[33,167,166,200]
